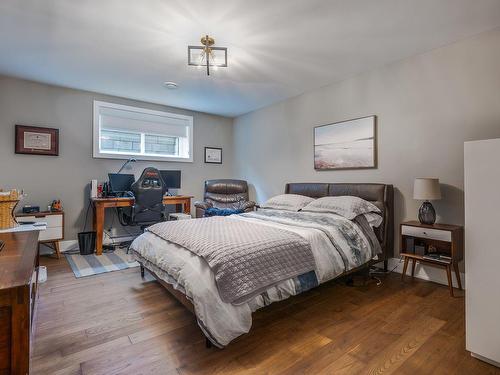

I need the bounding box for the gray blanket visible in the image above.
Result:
[146,216,316,304]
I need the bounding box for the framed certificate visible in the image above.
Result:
[204,147,222,164]
[15,125,59,156]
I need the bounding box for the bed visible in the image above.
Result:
[130,183,394,347]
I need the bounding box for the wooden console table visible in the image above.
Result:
[0,230,40,374]
[92,195,193,255]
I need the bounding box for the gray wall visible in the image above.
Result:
[234,28,500,258]
[0,76,234,240]
[3,27,500,257]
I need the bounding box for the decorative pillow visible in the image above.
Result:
[363,212,383,228]
[302,196,381,220]
[260,194,315,212]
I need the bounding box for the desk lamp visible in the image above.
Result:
[117,158,136,174]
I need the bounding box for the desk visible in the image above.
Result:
[92,195,193,255]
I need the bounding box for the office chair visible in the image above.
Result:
[118,167,166,231]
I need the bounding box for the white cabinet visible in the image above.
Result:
[464,138,500,367]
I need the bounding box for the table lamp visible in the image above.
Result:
[413,178,441,225]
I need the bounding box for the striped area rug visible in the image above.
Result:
[65,248,139,278]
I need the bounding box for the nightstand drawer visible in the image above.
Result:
[39,227,63,241]
[401,225,451,242]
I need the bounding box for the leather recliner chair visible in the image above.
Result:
[194,179,256,218]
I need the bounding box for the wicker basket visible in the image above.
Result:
[0,191,20,230]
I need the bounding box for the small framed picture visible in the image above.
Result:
[204,147,222,164]
[15,125,59,156]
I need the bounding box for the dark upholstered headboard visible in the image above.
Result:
[285,183,394,264]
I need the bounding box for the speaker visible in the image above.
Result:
[90,179,98,198]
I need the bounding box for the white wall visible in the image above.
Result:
[0,76,234,240]
[234,28,500,261]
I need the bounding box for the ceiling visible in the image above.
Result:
[1,0,500,117]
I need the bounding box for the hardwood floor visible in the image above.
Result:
[32,256,499,375]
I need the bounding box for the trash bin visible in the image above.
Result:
[38,265,48,283]
[78,231,96,255]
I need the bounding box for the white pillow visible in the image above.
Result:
[260,194,315,212]
[302,196,381,220]
[363,212,383,228]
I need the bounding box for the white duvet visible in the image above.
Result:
[130,212,376,346]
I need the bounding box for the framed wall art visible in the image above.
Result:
[314,115,376,170]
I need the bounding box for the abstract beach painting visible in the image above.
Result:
[314,116,376,170]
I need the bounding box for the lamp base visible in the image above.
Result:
[418,201,436,225]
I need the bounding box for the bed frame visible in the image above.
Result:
[139,182,394,347]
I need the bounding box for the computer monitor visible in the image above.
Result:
[160,170,181,189]
[108,173,135,193]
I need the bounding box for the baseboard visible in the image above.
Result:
[471,352,500,368]
[378,257,465,289]
[43,235,137,254]
[59,240,78,252]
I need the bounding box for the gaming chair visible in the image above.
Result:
[119,167,166,230]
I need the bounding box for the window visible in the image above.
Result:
[93,101,193,162]
[100,129,141,153]
[144,134,178,155]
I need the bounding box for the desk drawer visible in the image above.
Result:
[17,214,62,228]
[39,227,63,241]
[401,225,451,242]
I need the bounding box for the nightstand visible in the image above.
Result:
[16,211,64,258]
[400,220,463,296]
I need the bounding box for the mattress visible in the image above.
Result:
[130,210,379,346]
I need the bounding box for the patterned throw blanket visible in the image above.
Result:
[240,209,382,270]
[146,216,316,304]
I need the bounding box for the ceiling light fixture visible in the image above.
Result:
[188,35,227,76]
[163,81,178,89]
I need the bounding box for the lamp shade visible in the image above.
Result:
[413,178,441,200]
